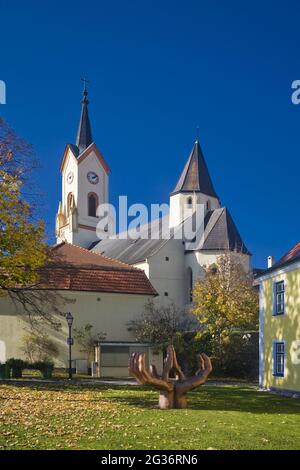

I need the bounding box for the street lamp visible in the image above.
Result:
[66,312,74,380]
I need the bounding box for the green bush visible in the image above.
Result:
[6,358,28,369]
[30,361,54,379]
[5,358,55,380]
[6,358,28,378]
[184,330,259,380]
[210,332,259,379]
[0,363,11,379]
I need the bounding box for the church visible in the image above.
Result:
[56,86,251,309]
[0,86,251,377]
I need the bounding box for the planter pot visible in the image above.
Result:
[11,367,22,379]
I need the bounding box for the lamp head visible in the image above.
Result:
[66,312,74,327]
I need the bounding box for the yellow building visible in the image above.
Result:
[0,242,162,377]
[256,243,300,395]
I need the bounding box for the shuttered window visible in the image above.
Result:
[101,346,130,367]
[274,281,285,315]
[273,342,285,377]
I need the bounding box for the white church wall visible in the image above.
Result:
[133,244,250,312]
[141,240,186,310]
[134,261,150,278]
[169,192,220,228]
[195,250,222,269]
[183,250,250,307]
[169,193,182,228]
[77,150,108,227]
[57,149,79,245]
[71,228,98,248]
[184,251,205,305]
[58,146,109,248]
[62,148,78,211]
[185,250,250,282]
[196,250,250,272]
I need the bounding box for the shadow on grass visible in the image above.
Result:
[108,386,300,415]
[1,381,300,415]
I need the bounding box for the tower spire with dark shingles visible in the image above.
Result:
[76,80,93,153]
[171,140,218,199]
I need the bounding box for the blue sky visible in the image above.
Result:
[1,0,300,268]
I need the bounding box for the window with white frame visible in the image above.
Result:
[273,341,285,377]
[274,281,285,315]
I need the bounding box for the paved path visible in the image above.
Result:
[0,377,257,387]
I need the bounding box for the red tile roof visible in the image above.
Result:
[274,241,300,269]
[37,242,157,296]
[256,241,300,279]
[50,242,135,269]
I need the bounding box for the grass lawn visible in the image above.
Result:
[0,382,299,450]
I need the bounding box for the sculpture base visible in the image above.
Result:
[158,391,188,409]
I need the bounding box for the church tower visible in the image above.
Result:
[56,85,110,248]
[169,140,220,228]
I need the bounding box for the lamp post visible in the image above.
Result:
[66,312,74,380]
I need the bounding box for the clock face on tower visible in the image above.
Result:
[67,171,74,184]
[87,171,99,184]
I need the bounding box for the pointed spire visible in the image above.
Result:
[76,80,93,153]
[171,140,218,199]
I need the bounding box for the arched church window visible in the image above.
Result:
[187,267,193,303]
[187,196,193,208]
[67,193,74,213]
[88,193,98,217]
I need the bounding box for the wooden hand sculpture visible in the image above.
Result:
[129,345,212,409]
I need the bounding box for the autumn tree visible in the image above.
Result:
[0,118,64,329]
[21,330,59,363]
[128,301,191,348]
[128,300,201,374]
[73,324,106,365]
[192,253,258,373]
